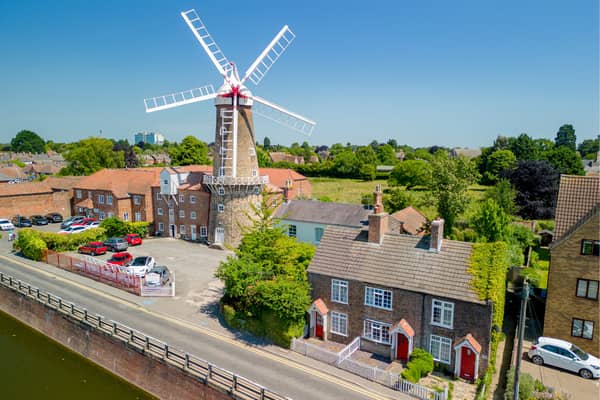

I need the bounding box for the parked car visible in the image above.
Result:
[61,216,85,229]
[78,242,107,256]
[126,256,156,277]
[45,212,63,223]
[30,215,48,225]
[0,219,15,231]
[145,266,171,286]
[528,337,600,379]
[12,216,32,228]
[58,225,87,235]
[103,237,129,252]
[107,252,133,266]
[124,233,143,246]
[86,221,100,229]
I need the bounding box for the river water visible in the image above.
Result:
[0,308,155,400]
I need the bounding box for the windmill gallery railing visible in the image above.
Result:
[0,272,290,400]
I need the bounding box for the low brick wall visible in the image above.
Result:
[0,284,229,400]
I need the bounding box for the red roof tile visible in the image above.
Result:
[391,206,427,235]
[454,333,482,353]
[391,318,415,337]
[553,175,600,241]
[310,298,329,315]
[0,181,53,197]
[75,168,162,198]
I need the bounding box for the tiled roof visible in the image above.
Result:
[391,206,427,235]
[0,182,53,197]
[391,318,415,337]
[275,200,370,227]
[75,198,94,208]
[75,168,162,198]
[455,333,482,353]
[308,226,482,304]
[310,298,329,315]
[553,175,600,241]
[259,168,308,185]
[0,166,27,180]
[44,176,83,190]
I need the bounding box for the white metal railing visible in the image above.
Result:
[337,336,360,365]
[0,272,290,400]
[202,175,269,186]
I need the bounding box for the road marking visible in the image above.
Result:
[0,255,395,400]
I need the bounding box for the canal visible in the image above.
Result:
[0,308,155,399]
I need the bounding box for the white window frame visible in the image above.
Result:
[363,319,391,344]
[179,210,185,218]
[158,222,164,232]
[190,195,196,204]
[76,190,82,199]
[190,211,197,220]
[133,195,141,205]
[331,279,348,304]
[218,204,224,213]
[288,224,297,237]
[123,212,129,221]
[107,212,114,218]
[249,147,256,156]
[168,209,174,216]
[430,335,452,364]
[331,312,348,336]
[218,187,225,196]
[156,192,162,200]
[365,287,392,310]
[135,212,142,222]
[99,211,105,221]
[179,194,185,203]
[200,226,207,237]
[432,299,454,329]
[98,194,104,204]
[180,225,186,234]
[157,208,163,216]
[106,194,113,205]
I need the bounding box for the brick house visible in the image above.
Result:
[72,168,161,222]
[544,175,599,356]
[0,180,75,218]
[306,190,493,381]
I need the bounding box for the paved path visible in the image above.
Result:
[0,235,408,400]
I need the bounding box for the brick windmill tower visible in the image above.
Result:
[144,8,315,247]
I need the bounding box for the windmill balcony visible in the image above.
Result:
[202,175,269,186]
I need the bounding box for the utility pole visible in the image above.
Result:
[513,280,529,399]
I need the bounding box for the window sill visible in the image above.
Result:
[361,336,391,346]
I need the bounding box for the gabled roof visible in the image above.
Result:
[0,166,27,180]
[0,182,53,197]
[308,226,482,304]
[274,200,370,227]
[310,298,329,315]
[75,168,162,198]
[553,175,600,242]
[44,176,83,191]
[454,333,482,353]
[391,206,427,235]
[391,318,415,337]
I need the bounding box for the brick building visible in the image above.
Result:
[72,168,161,222]
[544,175,600,356]
[0,181,74,218]
[306,191,493,382]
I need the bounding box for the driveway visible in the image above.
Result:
[520,340,600,400]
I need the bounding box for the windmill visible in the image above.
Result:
[144,8,315,247]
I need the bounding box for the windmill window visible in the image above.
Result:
[252,169,258,177]
[218,187,225,196]
[218,204,224,213]
[249,147,256,156]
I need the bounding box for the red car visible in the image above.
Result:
[107,252,133,266]
[78,242,107,256]
[124,233,142,246]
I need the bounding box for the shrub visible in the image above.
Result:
[504,368,539,400]
[401,348,434,383]
[100,217,150,238]
[14,229,47,261]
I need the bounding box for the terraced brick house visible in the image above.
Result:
[306,189,493,381]
[544,175,600,356]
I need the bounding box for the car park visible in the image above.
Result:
[61,216,85,229]
[45,213,63,223]
[528,337,600,379]
[0,219,15,231]
[124,233,142,246]
[30,215,48,225]
[58,225,87,235]
[78,242,107,256]
[126,256,156,277]
[12,216,32,227]
[107,252,133,266]
[145,266,171,286]
[103,237,129,252]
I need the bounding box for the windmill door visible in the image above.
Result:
[396,333,409,362]
[215,227,225,244]
[460,347,476,381]
[315,313,324,339]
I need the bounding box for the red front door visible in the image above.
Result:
[315,313,323,339]
[396,333,409,362]
[460,347,476,381]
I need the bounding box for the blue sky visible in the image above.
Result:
[0,0,597,148]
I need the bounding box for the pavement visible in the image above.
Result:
[0,227,410,400]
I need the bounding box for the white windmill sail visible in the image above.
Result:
[241,25,295,86]
[250,95,316,136]
[144,85,216,113]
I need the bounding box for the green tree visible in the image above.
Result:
[472,199,510,242]
[332,149,359,177]
[509,133,538,161]
[483,149,517,184]
[554,124,576,151]
[256,146,272,167]
[429,154,480,235]
[484,179,517,215]
[578,138,599,159]
[376,144,397,165]
[383,188,413,213]
[355,145,377,165]
[263,136,271,150]
[169,135,210,166]
[543,146,584,175]
[11,130,46,153]
[388,159,430,189]
[61,137,124,175]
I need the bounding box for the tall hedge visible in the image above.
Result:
[100,217,150,237]
[13,227,107,258]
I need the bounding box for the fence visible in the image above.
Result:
[0,271,290,400]
[291,338,447,400]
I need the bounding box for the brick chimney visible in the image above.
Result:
[429,218,444,252]
[368,185,388,244]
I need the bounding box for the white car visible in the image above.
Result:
[58,225,87,235]
[528,337,600,379]
[126,256,156,277]
[0,219,15,231]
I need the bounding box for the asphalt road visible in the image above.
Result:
[0,251,405,400]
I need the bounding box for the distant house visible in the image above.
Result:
[269,152,305,165]
[544,175,599,356]
[450,148,482,159]
[0,166,28,184]
[274,200,370,245]
[390,206,427,236]
[306,190,493,382]
[23,162,61,179]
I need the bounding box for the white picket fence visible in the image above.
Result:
[291,337,447,400]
